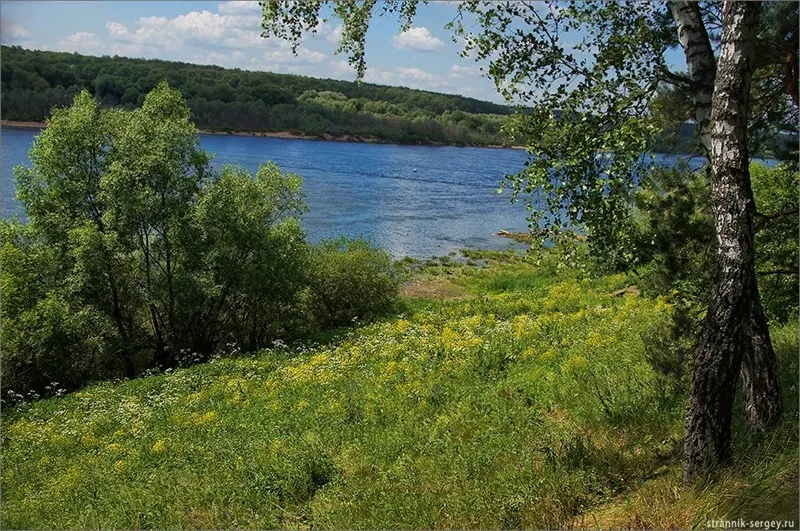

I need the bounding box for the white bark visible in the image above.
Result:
[668,0,717,156]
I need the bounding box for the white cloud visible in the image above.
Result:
[105,9,265,53]
[193,50,249,69]
[330,59,355,77]
[250,45,325,71]
[264,47,325,65]
[5,23,30,39]
[362,66,447,91]
[217,1,261,15]
[326,24,343,45]
[58,32,104,55]
[397,67,441,84]
[449,63,482,78]
[392,26,444,52]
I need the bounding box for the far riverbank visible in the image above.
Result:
[1,120,523,150]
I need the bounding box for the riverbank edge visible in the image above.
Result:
[0,120,524,150]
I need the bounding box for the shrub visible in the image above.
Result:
[0,220,122,395]
[751,162,799,323]
[308,238,403,327]
[632,161,798,324]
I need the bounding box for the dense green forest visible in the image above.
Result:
[0,45,517,146]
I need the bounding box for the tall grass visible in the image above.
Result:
[2,253,796,529]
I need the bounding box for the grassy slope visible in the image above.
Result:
[2,252,797,529]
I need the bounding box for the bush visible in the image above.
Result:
[308,238,403,327]
[1,220,120,395]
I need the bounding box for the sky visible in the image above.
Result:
[0,0,508,103]
[0,1,687,106]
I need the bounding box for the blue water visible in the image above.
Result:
[1,127,532,258]
[1,127,776,259]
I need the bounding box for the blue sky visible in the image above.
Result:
[0,1,685,105]
[0,1,505,101]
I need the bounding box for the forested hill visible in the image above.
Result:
[1,45,519,146]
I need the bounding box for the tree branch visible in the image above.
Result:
[755,207,799,221]
[756,269,798,276]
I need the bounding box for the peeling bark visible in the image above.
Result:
[683,1,778,483]
[670,0,783,441]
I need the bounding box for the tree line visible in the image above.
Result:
[1,45,516,146]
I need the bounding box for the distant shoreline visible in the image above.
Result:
[1,120,523,150]
[2,120,45,129]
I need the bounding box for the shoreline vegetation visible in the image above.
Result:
[0,120,522,149]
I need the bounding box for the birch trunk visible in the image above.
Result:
[668,0,717,156]
[670,0,783,436]
[683,1,777,483]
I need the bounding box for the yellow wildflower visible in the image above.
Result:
[80,434,99,447]
[562,355,589,375]
[440,327,461,351]
[191,410,218,426]
[539,349,557,362]
[151,440,167,454]
[394,319,412,334]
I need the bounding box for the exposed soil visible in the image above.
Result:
[402,277,470,300]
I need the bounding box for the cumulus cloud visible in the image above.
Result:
[217,1,261,15]
[392,26,444,52]
[361,66,447,91]
[58,32,104,55]
[326,24,343,45]
[330,59,355,77]
[4,23,30,39]
[449,64,482,78]
[105,9,264,53]
[193,50,248,68]
[261,46,325,65]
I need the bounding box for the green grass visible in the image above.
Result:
[2,254,797,529]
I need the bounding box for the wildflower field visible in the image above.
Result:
[2,251,797,529]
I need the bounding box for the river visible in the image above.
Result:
[2,127,770,259]
[2,127,534,259]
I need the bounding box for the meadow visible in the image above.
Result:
[2,250,797,529]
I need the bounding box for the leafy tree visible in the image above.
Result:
[260,0,796,480]
[3,83,313,392]
[187,163,309,353]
